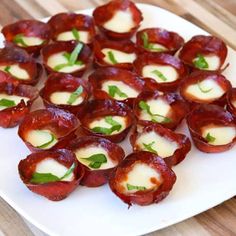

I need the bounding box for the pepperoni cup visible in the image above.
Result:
[68,136,125,187]
[0,73,38,128]
[88,67,144,107]
[18,149,84,201]
[109,151,176,206]
[136,28,184,55]
[2,20,51,56]
[40,73,90,114]
[47,13,95,45]
[18,108,79,152]
[41,41,92,77]
[93,0,143,40]
[133,90,189,130]
[130,123,191,167]
[78,99,134,143]
[227,88,236,118]
[187,104,236,153]
[93,35,137,70]
[134,53,188,92]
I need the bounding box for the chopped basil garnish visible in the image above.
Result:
[30,162,75,184]
[67,85,83,105]
[91,116,122,135]
[151,69,168,81]
[36,132,56,149]
[143,141,157,154]
[141,32,164,52]
[138,100,172,123]
[197,80,213,93]
[71,28,80,41]
[0,98,16,108]
[4,66,11,73]
[54,43,84,71]
[13,34,28,47]
[81,153,107,169]
[127,183,147,191]
[205,132,216,143]
[108,85,128,98]
[193,54,209,69]
[108,51,118,64]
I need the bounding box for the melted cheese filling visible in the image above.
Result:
[50,91,83,105]
[202,125,236,145]
[0,94,29,111]
[89,116,127,135]
[186,79,225,100]
[57,31,89,44]
[193,55,220,71]
[232,100,236,108]
[140,98,171,122]
[75,146,117,170]
[101,80,139,100]
[102,48,136,64]
[121,163,162,193]
[142,65,178,83]
[103,9,135,33]
[17,36,44,46]
[35,158,74,181]
[0,64,29,80]
[47,51,85,73]
[136,131,179,158]
[26,129,57,149]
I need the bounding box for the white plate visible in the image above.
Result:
[0,3,236,236]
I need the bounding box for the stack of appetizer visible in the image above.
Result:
[0,0,235,207]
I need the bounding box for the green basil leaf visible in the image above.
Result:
[193,54,209,69]
[92,126,113,135]
[108,85,128,98]
[4,66,11,73]
[105,116,119,126]
[13,34,28,47]
[53,63,70,71]
[141,32,149,49]
[67,85,83,105]
[30,172,60,184]
[0,98,16,107]
[148,44,165,52]
[108,51,118,64]
[205,132,216,143]
[143,141,158,154]
[63,52,71,61]
[72,28,80,41]
[60,163,76,180]
[36,132,56,149]
[82,153,107,169]
[69,43,83,65]
[138,100,152,115]
[151,115,172,124]
[197,80,213,93]
[127,183,147,191]
[151,69,168,81]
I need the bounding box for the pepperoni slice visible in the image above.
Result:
[18,149,84,201]
[88,67,145,107]
[133,90,189,130]
[136,28,184,55]
[2,20,51,56]
[18,108,79,152]
[47,13,95,45]
[186,104,236,153]
[68,136,125,187]
[93,0,143,40]
[40,73,90,114]
[133,53,188,92]
[130,123,191,167]
[227,88,236,119]
[78,99,134,143]
[109,151,176,206]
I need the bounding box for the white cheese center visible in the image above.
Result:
[17,36,44,46]
[146,43,168,52]
[103,9,135,33]
[57,31,89,44]
[50,91,83,105]
[0,64,29,80]
[0,94,29,111]
[193,55,220,71]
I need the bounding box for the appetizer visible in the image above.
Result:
[78,99,134,143]
[130,123,191,167]
[89,67,144,106]
[134,53,188,92]
[41,41,91,76]
[93,35,137,70]
[93,0,143,40]
[47,13,95,44]
[40,73,90,114]
[0,72,38,128]
[2,20,51,55]
[68,136,125,187]
[0,44,42,85]
[18,108,79,152]
[109,151,176,206]
[180,71,232,107]
[187,104,236,153]
[227,88,236,118]
[179,35,228,71]
[18,149,84,201]
[136,28,184,55]
[134,90,189,130]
